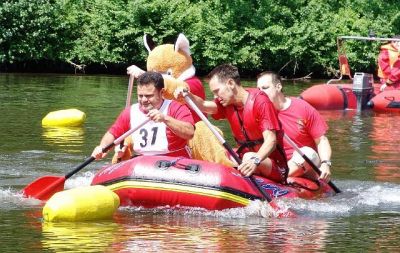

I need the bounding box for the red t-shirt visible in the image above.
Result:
[186,76,206,123]
[108,100,194,157]
[212,90,281,138]
[279,97,328,159]
[212,90,286,167]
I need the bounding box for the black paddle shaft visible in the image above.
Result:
[65,143,113,179]
[301,154,341,193]
[223,143,273,203]
[64,117,153,180]
[283,133,341,193]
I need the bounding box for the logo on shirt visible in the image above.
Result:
[296,118,306,130]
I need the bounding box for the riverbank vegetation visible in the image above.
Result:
[1,0,399,77]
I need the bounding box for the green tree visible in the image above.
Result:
[1,0,399,77]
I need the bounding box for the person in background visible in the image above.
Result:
[257,71,332,182]
[175,64,288,183]
[92,71,194,160]
[377,35,400,91]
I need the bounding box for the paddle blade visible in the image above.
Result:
[22,176,66,201]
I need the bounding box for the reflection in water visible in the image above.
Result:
[42,126,85,153]
[318,109,357,122]
[369,114,400,182]
[41,221,118,253]
[328,213,400,252]
[2,74,400,252]
[36,202,400,252]
[317,110,400,182]
[349,113,368,151]
[317,110,372,180]
[96,210,330,252]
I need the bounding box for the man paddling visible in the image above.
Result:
[92,71,195,159]
[175,64,288,183]
[257,71,332,182]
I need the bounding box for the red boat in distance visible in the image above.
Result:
[300,36,400,113]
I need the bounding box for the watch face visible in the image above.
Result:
[252,157,261,166]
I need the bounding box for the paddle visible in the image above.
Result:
[184,96,295,217]
[22,118,151,201]
[125,75,134,108]
[283,134,341,193]
[117,75,135,162]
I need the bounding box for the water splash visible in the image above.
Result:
[1,177,399,218]
[118,199,294,219]
[0,187,42,209]
[116,180,400,219]
[285,180,400,217]
[64,171,95,189]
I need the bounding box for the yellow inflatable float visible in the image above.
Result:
[43,185,120,222]
[42,109,86,127]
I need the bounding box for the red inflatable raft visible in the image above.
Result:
[300,36,400,113]
[91,156,335,210]
[300,83,358,110]
[300,72,381,110]
[367,89,400,113]
[301,82,400,113]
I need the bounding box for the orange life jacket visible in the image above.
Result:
[378,43,400,79]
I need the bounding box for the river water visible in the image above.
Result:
[0,73,399,252]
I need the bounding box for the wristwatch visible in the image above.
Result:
[321,160,332,166]
[250,156,261,166]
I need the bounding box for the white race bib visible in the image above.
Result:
[130,101,171,155]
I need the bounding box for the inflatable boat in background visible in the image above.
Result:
[300,36,400,113]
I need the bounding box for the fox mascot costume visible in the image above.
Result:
[113,33,234,167]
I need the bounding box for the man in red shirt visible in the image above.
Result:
[377,36,400,91]
[92,71,195,160]
[257,71,332,182]
[175,64,288,183]
[127,65,205,123]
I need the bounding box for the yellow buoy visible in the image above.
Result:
[43,185,120,222]
[42,109,86,127]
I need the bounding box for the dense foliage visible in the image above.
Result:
[1,0,399,77]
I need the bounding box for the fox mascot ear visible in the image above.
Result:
[174,33,191,55]
[144,34,156,52]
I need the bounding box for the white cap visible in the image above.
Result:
[290,146,321,167]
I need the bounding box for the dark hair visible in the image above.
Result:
[137,71,164,90]
[257,71,281,86]
[206,64,241,86]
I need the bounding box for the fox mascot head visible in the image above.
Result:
[143,33,194,99]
